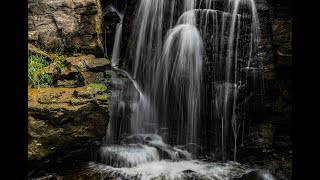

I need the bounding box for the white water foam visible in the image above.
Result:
[88,160,255,180]
[99,144,160,168]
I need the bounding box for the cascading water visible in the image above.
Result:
[129,0,164,81]
[173,2,260,161]
[111,14,123,67]
[96,0,266,179]
[222,0,261,161]
[227,0,260,68]
[109,0,127,13]
[156,23,203,146]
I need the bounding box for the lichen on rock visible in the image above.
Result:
[28,84,109,163]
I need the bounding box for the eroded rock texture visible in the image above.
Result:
[28,84,108,175]
[28,0,104,56]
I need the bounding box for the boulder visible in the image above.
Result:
[28,0,104,56]
[180,170,212,180]
[65,55,110,72]
[28,84,109,163]
[85,58,111,71]
[56,79,84,88]
[43,54,110,87]
[81,71,105,84]
[66,55,95,72]
[28,31,39,42]
[60,65,80,78]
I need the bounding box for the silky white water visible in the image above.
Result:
[156,23,203,145]
[103,0,262,173]
[111,23,122,67]
[109,4,124,67]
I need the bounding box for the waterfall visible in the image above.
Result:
[103,0,261,166]
[198,0,215,9]
[183,0,195,12]
[111,23,122,67]
[223,0,260,161]
[98,144,160,168]
[156,23,203,146]
[177,10,196,25]
[226,0,260,68]
[130,0,164,81]
[169,0,176,28]
[109,4,124,67]
[109,0,127,13]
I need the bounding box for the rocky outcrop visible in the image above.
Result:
[52,54,110,86]
[27,42,111,88]
[28,84,108,175]
[63,55,110,73]
[28,0,104,56]
[28,44,110,177]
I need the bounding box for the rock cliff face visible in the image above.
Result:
[28,43,110,88]
[28,0,104,56]
[28,84,108,175]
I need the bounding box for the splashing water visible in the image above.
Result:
[98,144,160,168]
[98,134,192,168]
[83,160,278,180]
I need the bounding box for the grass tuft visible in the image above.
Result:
[28,53,52,88]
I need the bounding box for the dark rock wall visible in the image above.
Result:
[103,10,120,58]
[120,0,139,68]
[101,0,128,58]
[239,0,292,179]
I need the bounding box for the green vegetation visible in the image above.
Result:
[51,54,67,70]
[28,53,52,88]
[33,44,67,67]
[87,83,108,94]
[97,94,108,101]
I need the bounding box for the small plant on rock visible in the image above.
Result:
[28,53,52,88]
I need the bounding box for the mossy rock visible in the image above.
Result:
[28,84,109,163]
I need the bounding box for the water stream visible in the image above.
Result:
[93,0,268,179]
